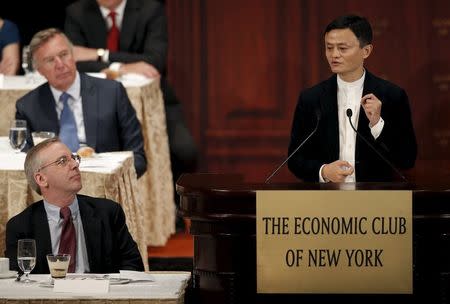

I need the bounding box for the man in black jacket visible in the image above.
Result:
[288,15,417,182]
[6,138,144,273]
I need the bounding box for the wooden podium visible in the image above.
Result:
[176,173,450,304]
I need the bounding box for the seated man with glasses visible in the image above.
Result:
[15,28,147,178]
[5,138,144,273]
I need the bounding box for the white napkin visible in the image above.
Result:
[119,73,152,87]
[86,72,107,79]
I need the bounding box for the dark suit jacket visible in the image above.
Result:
[15,73,147,177]
[287,71,417,182]
[65,0,167,74]
[5,195,144,273]
[64,0,180,106]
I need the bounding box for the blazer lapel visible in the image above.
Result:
[36,84,60,133]
[32,202,53,273]
[80,74,98,149]
[78,196,103,273]
[319,75,339,160]
[120,0,139,51]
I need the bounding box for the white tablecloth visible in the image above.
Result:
[0,272,190,303]
[0,137,130,173]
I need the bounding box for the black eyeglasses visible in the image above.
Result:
[37,154,81,172]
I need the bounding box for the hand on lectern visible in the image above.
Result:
[322,160,354,182]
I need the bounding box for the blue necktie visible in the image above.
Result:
[59,92,80,152]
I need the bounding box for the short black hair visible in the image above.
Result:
[324,15,373,47]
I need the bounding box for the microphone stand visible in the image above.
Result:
[265,111,321,184]
[346,109,408,182]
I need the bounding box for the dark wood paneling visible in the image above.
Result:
[167,0,450,184]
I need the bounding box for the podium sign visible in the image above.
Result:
[256,190,412,294]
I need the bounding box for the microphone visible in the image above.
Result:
[265,108,321,184]
[346,109,408,182]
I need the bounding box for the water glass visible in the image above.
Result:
[9,120,27,152]
[17,239,36,283]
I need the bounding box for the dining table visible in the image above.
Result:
[0,271,191,304]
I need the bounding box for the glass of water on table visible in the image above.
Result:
[9,120,27,152]
[17,239,36,283]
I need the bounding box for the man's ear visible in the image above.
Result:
[34,172,48,189]
[362,44,373,59]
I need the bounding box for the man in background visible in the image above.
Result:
[6,138,144,273]
[65,0,197,227]
[288,15,417,182]
[64,0,198,174]
[15,28,147,177]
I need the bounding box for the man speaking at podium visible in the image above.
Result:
[288,15,417,183]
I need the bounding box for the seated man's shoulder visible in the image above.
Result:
[77,194,121,212]
[66,0,90,13]
[86,74,129,93]
[16,83,50,105]
[83,74,125,94]
[7,201,44,226]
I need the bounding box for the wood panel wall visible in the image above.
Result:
[167,0,450,185]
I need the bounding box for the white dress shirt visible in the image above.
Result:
[319,70,384,182]
[49,72,87,144]
[43,198,90,273]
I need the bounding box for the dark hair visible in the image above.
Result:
[324,15,373,47]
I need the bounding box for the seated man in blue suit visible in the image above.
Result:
[15,28,146,177]
[6,138,144,273]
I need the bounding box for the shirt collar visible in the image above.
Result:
[337,69,366,91]
[99,0,127,20]
[43,196,80,222]
[50,71,81,104]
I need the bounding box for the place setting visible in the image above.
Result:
[8,238,155,291]
[40,255,134,288]
[39,268,155,289]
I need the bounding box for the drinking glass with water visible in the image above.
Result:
[17,239,36,283]
[9,120,27,152]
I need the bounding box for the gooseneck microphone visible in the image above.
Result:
[265,108,321,184]
[346,109,408,182]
